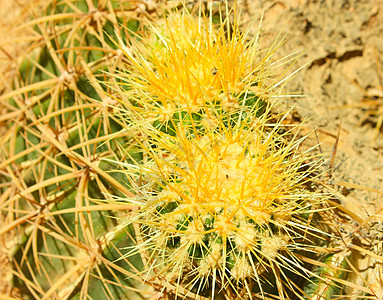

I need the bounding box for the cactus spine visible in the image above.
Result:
[0,1,354,299]
[105,5,333,299]
[0,1,155,299]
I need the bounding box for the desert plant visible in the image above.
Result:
[112,114,332,299]
[0,1,359,299]
[0,0,160,299]
[101,5,342,300]
[107,9,289,131]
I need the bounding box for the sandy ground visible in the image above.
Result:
[237,0,383,217]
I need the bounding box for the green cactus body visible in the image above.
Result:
[0,1,349,299]
[0,0,155,299]
[103,5,340,299]
[303,253,348,299]
[116,112,330,299]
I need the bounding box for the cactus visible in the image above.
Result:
[104,5,336,300]
[114,116,329,299]
[0,1,352,299]
[0,0,157,299]
[108,9,279,131]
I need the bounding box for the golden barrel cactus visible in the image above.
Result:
[0,1,352,299]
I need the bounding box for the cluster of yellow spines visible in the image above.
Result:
[115,10,278,127]
[111,5,325,299]
[131,121,319,295]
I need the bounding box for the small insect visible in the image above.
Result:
[211,67,218,75]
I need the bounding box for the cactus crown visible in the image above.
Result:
[108,7,329,299]
[120,118,324,298]
[108,8,284,131]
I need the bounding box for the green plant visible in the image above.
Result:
[103,6,339,300]
[0,0,157,298]
[0,1,360,299]
[115,116,331,299]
